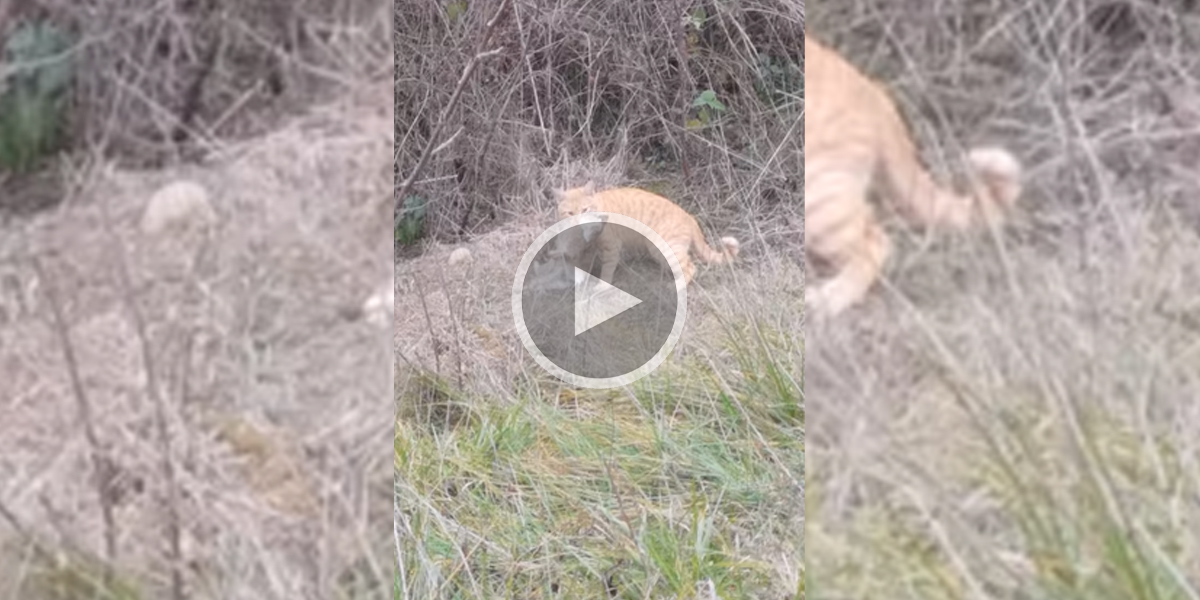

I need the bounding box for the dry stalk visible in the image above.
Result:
[32,256,119,585]
[412,266,442,376]
[601,458,639,555]
[394,500,407,593]
[457,84,515,234]
[510,0,550,156]
[394,0,511,215]
[435,268,466,390]
[98,201,186,600]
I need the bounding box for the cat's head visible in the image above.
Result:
[551,180,598,217]
[546,210,607,261]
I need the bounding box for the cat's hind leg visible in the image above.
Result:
[662,241,696,285]
[806,167,892,318]
[806,219,891,317]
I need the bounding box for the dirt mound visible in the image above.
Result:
[396,213,803,397]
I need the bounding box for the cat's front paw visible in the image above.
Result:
[804,286,834,322]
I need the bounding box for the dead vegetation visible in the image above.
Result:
[0,86,394,599]
[1,1,393,598]
[11,0,390,162]
[395,0,802,244]
[807,1,1200,597]
[2,0,391,217]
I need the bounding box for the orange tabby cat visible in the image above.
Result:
[553,182,739,285]
[805,35,1022,318]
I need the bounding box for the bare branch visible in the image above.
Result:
[395,0,511,216]
[432,126,465,156]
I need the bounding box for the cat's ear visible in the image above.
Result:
[550,187,566,202]
[582,180,596,195]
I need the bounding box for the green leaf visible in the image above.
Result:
[691,89,726,113]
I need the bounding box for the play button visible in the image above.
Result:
[513,212,688,389]
[574,269,642,335]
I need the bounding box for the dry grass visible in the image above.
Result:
[807,1,1200,598]
[0,2,393,599]
[395,0,802,243]
[395,0,803,598]
[396,251,803,598]
[13,0,391,163]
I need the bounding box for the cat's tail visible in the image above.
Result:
[879,122,1022,229]
[691,230,740,265]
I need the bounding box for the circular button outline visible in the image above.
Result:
[512,212,688,389]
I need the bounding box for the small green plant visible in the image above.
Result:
[754,54,801,108]
[687,89,726,130]
[0,20,74,173]
[395,194,429,246]
[684,7,707,52]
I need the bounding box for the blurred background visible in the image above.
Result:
[806,2,1200,598]
[1,1,394,598]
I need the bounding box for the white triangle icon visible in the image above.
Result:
[574,268,642,336]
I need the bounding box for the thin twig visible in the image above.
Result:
[395,0,511,215]
[432,126,466,155]
[457,79,516,235]
[512,0,551,155]
[414,270,441,376]
[395,500,407,597]
[33,257,118,584]
[435,267,465,390]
